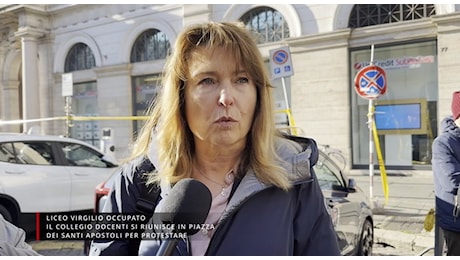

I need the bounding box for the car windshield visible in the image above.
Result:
[314,152,345,190]
[62,142,107,167]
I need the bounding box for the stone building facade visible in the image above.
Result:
[1,4,459,169]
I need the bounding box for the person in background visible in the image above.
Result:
[432,90,460,256]
[90,21,340,256]
[0,214,40,256]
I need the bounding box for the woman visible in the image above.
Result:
[90,21,340,256]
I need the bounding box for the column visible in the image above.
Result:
[15,28,44,132]
[38,38,52,134]
[0,80,21,133]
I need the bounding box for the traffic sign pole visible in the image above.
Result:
[281,77,297,135]
[269,46,296,134]
[353,44,388,210]
[370,44,374,205]
[368,98,375,207]
[368,45,376,210]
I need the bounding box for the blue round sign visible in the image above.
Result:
[354,65,387,100]
[273,50,288,65]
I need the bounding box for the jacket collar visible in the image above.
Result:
[221,135,317,221]
[147,134,318,221]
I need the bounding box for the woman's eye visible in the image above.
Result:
[237,77,249,84]
[200,78,215,85]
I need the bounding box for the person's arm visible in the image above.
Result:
[89,161,146,256]
[293,173,341,256]
[432,138,460,193]
[0,214,41,256]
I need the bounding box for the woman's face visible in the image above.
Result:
[185,46,257,149]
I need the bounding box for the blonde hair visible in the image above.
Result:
[130,21,290,190]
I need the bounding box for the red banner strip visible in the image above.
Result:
[35,212,40,241]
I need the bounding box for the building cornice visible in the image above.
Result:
[94,63,132,77]
[286,29,351,53]
[14,26,46,39]
[349,19,437,48]
[432,13,460,33]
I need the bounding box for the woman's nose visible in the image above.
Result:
[218,83,234,107]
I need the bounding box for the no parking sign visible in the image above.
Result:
[269,46,294,79]
[354,65,387,100]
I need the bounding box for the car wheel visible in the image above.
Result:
[0,204,13,223]
[357,219,373,256]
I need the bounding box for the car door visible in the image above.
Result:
[314,152,361,255]
[0,141,72,213]
[58,141,117,211]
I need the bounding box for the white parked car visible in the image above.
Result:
[0,132,118,229]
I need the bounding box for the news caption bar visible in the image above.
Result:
[35,213,215,241]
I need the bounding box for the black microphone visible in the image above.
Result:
[156,178,212,256]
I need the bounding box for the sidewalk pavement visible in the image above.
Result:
[348,169,437,256]
[372,207,436,256]
[29,240,85,256]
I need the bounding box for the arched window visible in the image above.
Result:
[130,29,171,63]
[349,4,436,28]
[64,43,96,72]
[240,7,289,44]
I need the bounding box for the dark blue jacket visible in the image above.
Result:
[90,135,341,256]
[432,116,460,232]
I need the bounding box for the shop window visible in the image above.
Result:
[350,41,437,168]
[130,29,171,63]
[64,43,96,72]
[349,4,436,28]
[132,74,161,136]
[240,6,289,44]
[71,81,99,148]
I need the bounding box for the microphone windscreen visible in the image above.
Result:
[160,178,212,235]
